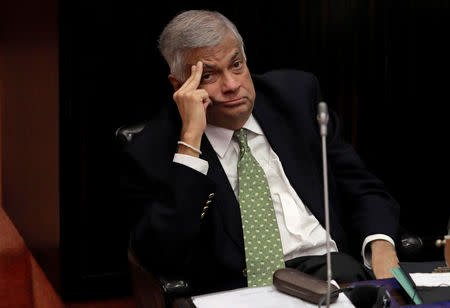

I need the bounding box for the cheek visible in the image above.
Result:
[201,85,220,100]
[242,77,256,98]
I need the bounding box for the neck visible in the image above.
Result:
[207,114,251,131]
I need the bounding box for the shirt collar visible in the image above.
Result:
[205,114,264,158]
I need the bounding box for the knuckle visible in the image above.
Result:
[187,92,196,100]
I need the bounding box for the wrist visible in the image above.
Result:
[177,141,202,156]
[177,145,200,157]
[371,239,395,252]
[371,240,398,264]
[177,131,203,157]
[180,131,203,149]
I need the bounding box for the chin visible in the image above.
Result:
[207,107,252,129]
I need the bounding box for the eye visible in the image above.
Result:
[202,73,212,80]
[233,61,243,69]
[200,72,216,84]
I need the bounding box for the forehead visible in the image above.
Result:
[186,33,241,66]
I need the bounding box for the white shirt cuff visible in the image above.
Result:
[173,153,209,175]
[361,234,395,269]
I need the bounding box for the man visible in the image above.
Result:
[121,10,400,295]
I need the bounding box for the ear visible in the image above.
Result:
[168,74,183,91]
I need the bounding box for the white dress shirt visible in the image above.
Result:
[173,115,394,268]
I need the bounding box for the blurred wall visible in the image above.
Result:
[0,0,60,290]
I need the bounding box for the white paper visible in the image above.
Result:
[409,272,450,287]
[192,284,354,308]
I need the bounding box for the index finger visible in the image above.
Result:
[179,61,203,91]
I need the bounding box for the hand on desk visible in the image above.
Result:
[371,239,399,279]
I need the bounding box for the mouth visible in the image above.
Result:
[220,97,245,107]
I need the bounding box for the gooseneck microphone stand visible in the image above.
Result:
[317,102,331,308]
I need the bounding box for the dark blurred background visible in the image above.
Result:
[5,0,449,301]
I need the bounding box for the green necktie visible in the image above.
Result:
[234,128,285,287]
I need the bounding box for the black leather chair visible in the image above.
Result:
[117,123,191,308]
[117,122,442,307]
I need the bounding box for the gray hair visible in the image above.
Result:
[158,10,246,81]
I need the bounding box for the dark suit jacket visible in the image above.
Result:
[120,70,400,295]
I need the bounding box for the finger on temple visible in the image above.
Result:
[180,61,203,91]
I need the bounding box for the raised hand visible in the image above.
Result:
[172,61,212,156]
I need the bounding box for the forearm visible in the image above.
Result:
[370,239,399,279]
[362,234,395,268]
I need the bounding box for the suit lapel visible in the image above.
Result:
[200,136,245,252]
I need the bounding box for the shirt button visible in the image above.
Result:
[242,268,247,277]
[208,193,215,199]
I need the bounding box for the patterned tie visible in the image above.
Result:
[234,128,285,287]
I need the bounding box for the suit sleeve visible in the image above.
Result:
[120,150,215,277]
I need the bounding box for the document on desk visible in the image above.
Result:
[191,285,354,308]
[409,272,450,287]
[395,262,450,304]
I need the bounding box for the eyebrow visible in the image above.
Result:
[202,49,241,70]
[230,50,240,62]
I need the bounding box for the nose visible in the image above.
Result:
[221,71,240,94]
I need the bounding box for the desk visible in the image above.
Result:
[171,279,416,308]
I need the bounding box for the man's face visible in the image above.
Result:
[185,32,256,130]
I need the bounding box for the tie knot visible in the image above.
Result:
[233,128,248,150]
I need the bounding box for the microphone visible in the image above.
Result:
[314,102,392,308]
[317,102,329,137]
[274,102,391,308]
[317,101,332,308]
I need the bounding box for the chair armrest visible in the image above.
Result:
[397,229,424,261]
[397,227,445,261]
[159,277,191,301]
[127,248,190,308]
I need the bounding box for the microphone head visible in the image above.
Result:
[317,102,329,124]
[318,102,328,116]
[317,102,329,136]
